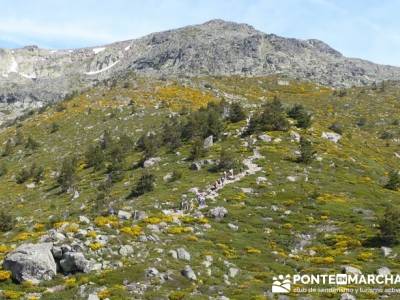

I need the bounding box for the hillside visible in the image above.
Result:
[0,75,399,299]
[2,19,400,126]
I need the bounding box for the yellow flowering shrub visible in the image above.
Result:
[98,289,111,300]
[65,277,77,287]
[65,223,79,233]
[310,256,335,264]
[0,270,11,281]
[246,247,262,254]
[186,235,198,241]
[33,223,45,231]
[166,226,192,234]
[12,232,32,242]
[0,245,11,254]
[2,290,23,299]
[53,221,68,229]
[144,217,162,224]
[89,242,103,251]
[86,231,97,238]
[283,223,293,229]
[120,225,142,237]
[94,216,119,227]
[357,252,373,261]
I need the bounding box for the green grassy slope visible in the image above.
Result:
[0,76,399,299]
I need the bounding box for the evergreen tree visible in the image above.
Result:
[0,211,15,232]
[297,137,315,164]
[288,104,312,129]
[189,138,207,161]
[380,206,400,245]
[217,148,241,171]
[129,171,155,197]
[228,102,247,123]
[57,156,77,192]
[244,98,289,135]
[385,170,400,191]
[162,118,182,151]
[2,139,13,157]
[85,144,105,171]
[25,136,40,150]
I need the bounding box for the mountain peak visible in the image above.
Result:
[1,19,400,124]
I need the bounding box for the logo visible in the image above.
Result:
[272,274,291,293]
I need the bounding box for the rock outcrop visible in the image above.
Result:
[3,243,57,283]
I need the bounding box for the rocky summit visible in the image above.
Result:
[1,19,400,125]
[0,18,400,300]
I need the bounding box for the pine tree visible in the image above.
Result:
[298,137,315,164]
[228,102,246,123]
[385,170,400,191]
[380,206,400,245]
[85,144,104,171]
[57,156,77,192]
[189,138,207,161]
[129,171,155,197]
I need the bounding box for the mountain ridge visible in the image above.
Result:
[1,19,400,124]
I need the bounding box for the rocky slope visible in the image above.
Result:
[1,19,400,124]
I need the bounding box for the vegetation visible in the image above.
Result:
[384,170,400,191]
[57,156,77,192]
[379,206,400,245]
[297,136,316,164]
[129,171,155,197]
[0,76,400,298]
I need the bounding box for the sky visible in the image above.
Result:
[0,0,399,66]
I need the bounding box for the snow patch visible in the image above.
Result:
[85,60,119,75]
[93,47,106,54]
[124,44,131,51]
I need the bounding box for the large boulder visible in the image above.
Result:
[3,243,57,283]
[59,252,93,273]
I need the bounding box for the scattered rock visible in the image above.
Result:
[241,187,254,194]
[381,246,393,257]
[26,182,36,189]
[88,294,100,300]
[256,176,267,185]
[259,134,272,142]
[181,265,197,281]
[169,250,178,259]
[376,266,391,276]
[176,248,191,261]
[227,223,238,231]
[59,252,93,273]
[209,207,228,219]
[143,157,161,168]
[3,243,57,283]
[340,293,356,300]
[342,265,362,275]
[145,267,159,277]
[163,172,173,182]
[118,210,132,220]
[286,175,298,182]
[290,131,301,142]
[203,135,213,148]
[322,131,341,143]
[119,245,134,257]
[190,162,202,171]
[228,267,239,278]
[79,215,90,224]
